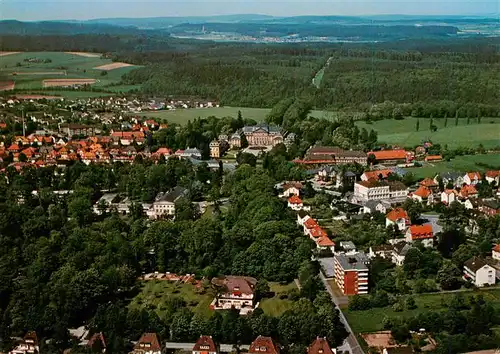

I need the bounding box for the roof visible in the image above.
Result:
[425,155,442,161]
[308,337,334,354]
[464,256,492,273]
[304,218,319,229]
[466,172,481,180]
[156,186,187,203]
[243,124,281,135]
[283,181,303,190]
[249,336,279,354]
[317,236,335,247]
[419,178,437,187]
[386,208,409,222]
[288,195,303,205]
[363,169,392,181]
[134,333,161,352]
[393,242,412,256]
[413,186,432,198]
[357,180,407,191]
[193,336,217,352]
[492,244,500,253]
[368,149,407,161]
[384,346,414,354]
[87,332,106,349]
[24,331,38,345]
[310,226,328,238]
[486,170,500,178]
[335,252,369,271]
[408,224,433,239]
[211,276,257,295]
[460,185,478,197]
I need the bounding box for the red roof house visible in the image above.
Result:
[132,333,161,354]
[308,337,335,354]
[405,224,434,246]
[249,336,280,354]
[412,186,432,201]
[459,185,478,198]
[368,150,408,163]
[193,335,218,354]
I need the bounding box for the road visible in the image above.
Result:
[319,271,364,354]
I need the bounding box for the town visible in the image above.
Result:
[0,89,499,354]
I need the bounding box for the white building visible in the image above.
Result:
[354,180,408,203]
[210,276,257,315]
[463,257,496,287]
[385,207,410,231]
[493,245,500,261]
[151,186,188,218]
[463,172,482,186]
[441,189,458,205]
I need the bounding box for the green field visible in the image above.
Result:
[357,117,500,149]
[128,280,215,318]
[405,153,500,179]
[345,288,500,333]
[139,107,343,125]
[1,52,138,91]
[259,282,298,316]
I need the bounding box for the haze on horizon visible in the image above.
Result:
[1,0,498,21]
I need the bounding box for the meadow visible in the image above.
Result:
[344,288,500,334]
[0,52,137,92]
[357,117,500,149]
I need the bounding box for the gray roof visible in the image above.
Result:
[242,124,281,134]
[365,200,383,209]
[156,186,188,203]
[393,242,412,256]
[335,252,370,271]
[339,241,356,250]
[438,171,461,180]
[464,256,492,273]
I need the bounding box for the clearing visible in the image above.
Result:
[42,78,96,88]
[357,117,500,149]
[0,81,15,91]
[94,62,135,70]
[259,282,298,317]
[128,280,215,319]
[0,52,21,56]
[64,52,101,58]
[139,107,340,125]
[344,288,500,334]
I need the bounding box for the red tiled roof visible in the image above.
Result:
[193,335,217,352]
[8,143,20,151]
[386,208,409,222]
[317,236,335,247]
[211,276,257,295]
[368,149,407,161]
[249,336,279,354]
[288,195,303,205]
[486,170,500,178]
[362,169,392,181]
[419,178,437,187]
[460,185,478,197]
[492,244,500,253]
[309,226,328,238]
[413,186,432,198]
[155,147,173,155]
[467,172,481,180]
[408,224,433,240]
[308,337,334,354]
[134,333,161,352]
[111,131,144,138]
[425,155,442,161]
[303,218,319,229]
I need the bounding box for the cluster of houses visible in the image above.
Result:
[8,330,337,354]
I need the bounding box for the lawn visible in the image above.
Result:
[357,117,500,149]
[344,288,500,334]
[405,153,500,179]
[138,107,344,125]
[128,280,214,319]
[1,52,137,91]
[259,282,297,317]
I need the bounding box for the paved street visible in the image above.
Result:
[319,272,364,354]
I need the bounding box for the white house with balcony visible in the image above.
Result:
[463,257,496,287]
[210,276,258,315]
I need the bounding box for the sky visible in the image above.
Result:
[1,0,499,21]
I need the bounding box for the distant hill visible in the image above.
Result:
[0,20,150,35]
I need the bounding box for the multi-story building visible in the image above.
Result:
[242,124,284,147]
[354,180,408,203]
[248,336,280,354]
[210,140,221,159]
[295,146,367,166]
[210,276,257,314]
[367,149,410,165]
[193,336,218,354]
[463,257,497,287]
[463,172,482,186]
[385,207,410,231]
[405,224,434,247]
[129,333,161,354]
[9,332,39,354]
[334,252,370,295]
[59,123,95,137]
[151,186,188,218]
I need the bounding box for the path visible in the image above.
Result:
[312,56,333,88]
[319,271,364,354]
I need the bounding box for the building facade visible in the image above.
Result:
[210,276,257,314]
[334,252,369,295]
[354,180,408,203]
[463,257,496,287]
[242,124,284,147]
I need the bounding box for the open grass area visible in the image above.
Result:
[404,153,500,179]
[345,288,500,334]
[138,107,344,125]
[0,52,137,91]
[357,117,500,149]
[128,280,214,319]
[259,282,297,317]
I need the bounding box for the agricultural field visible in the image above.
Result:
[357,117,500,149]
[0,51,137,92]
[139,107,339,125]
[404,153,500,179]
[128,280,215,319]
[344,288,500,334]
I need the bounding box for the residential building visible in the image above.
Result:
[287,195,310,211]
[210,276,257,314]
[308,337,336,354]
[386,208,410,231]
[296,211,311,227]
[229,132,241,149]
[193,336,218,354]
[424,155,442,162]
[354,180,408,203]
[9,331,39,354]
[334,252,369,295]
[130,333,161,354]
[369,244,394,259]
[248,336,280,354]
[110,131,145,145]
[459,185,478,199]
[485,170,500,185]
[367,149,409,165]
[464,172,482,186]
[210,140,221,159]
[411,186,433,204]
[361,169,393,181]
[242,124,284,147]
[434,172,463,188]
[441,189,458,205]
[405,224,434,247]
[479,199,500,216]
[59,123,95,137]
[339,241,357,253]
[492,244,500,261]
[363,200,390,214]
[419,178,439,192]
[463,257,496,287]
[176,147,202,159]
[295,146,367,166]
[153,147,173,159]
[280,182,303,197]
[392,242,412,266]
[151,186,188,218]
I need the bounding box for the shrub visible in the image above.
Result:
[405,296,417,310]
[348,294,372,311]
[279,294,288,300]
[392,301,403,312]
